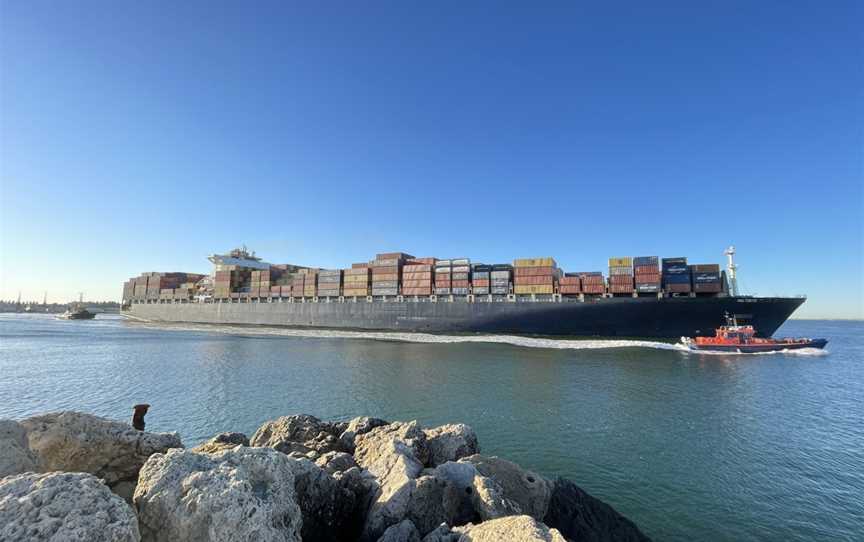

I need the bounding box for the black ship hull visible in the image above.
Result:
[125,295,805,339]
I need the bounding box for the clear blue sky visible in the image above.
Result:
[1,1,862,318]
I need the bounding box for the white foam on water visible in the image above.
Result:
[681,346,830,357]
[128,320,686,352]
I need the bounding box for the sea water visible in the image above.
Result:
[1,315,861,541]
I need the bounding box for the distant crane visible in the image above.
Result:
[724,245,739,296]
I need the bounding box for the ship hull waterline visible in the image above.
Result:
[124,296,805,339]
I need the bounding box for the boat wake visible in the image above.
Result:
[681,346,829,357]
[129,321,687,352]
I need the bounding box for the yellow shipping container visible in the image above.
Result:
[343,275,369,283]
[608,257,633,267]
[513,257,556,268]
[372,273,399,282]
[514,284,555,295]
[343,288,369,296]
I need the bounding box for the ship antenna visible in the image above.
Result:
[724,245,739,296]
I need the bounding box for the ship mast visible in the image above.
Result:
[724,245,739,296]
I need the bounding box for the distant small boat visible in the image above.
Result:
[57,306,96,320]
[681,314,826,353]
[58,294,96,320]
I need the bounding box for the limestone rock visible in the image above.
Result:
[133,447,302,542]
[424,424,479,467]
[316,450,358,473]
[290,458,372,542]
[250,414,342,457]
[0,420,38,478]
[19,411,181,491]
[355,422,430,540]
[433,461,519,522]
[191,432,249,454]
[378,519,421,542]
[355,421,429,472]
[0,471,140,542]
[462,455,552,520]
[453,515,566,542]
[338,416,389,452]
[406,474,477,535]
[543,478,651,542]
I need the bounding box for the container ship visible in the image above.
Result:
[120,247,805,339]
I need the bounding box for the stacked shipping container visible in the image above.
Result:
[662,258,691,293]
[471,264,491,295]
[559,274,581,295]
[125,249,735,304]
[490,265,512,295]
[451,258,471,295]
[513,257,556,295]
[691,263,722,293]
[317,270,342,297]
[402,258,435,296]
[434,260,452,295]
[371,252,412,296]
[579,272,606,294]
[608,257,634,294]
[343,266,370,297]
[633,256,661,293]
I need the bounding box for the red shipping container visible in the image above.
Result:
[403,271,432,280]
[559,277,580,285]
[472,279,490,287]
[609,275,633,284]
[402,279,432,288]
[634,265,659,275]
[452,280,470,288]
[610,284,634,293]
[407,258,437,266]
[635,273,661,283]
[559,285,581,294]
[372,266,399,275]
[513,266,556,277]
[582,284,605,294]
[667,283,691,293]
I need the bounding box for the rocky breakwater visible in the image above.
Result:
[0,411,651,542]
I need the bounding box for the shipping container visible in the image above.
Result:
[513,266,556,277]
[472,271,490,279]
[633,256,659,267]
[514,257,556,268]
[608,266,633,276]
[692,272,721,283]
[407,257,437,265]
[372,280,398,289]
[452,287,470,295]
[473,287,490,295]
[490,270,511,279]
[434,287,452,295]
[666,283,691,293]
[514,284,554,294]
[490,286,509,294]
[514,275,554,285]
[693,282,722,293]
[403,287,432,296]
[371,288,399,296]
[608,257,633,267]
[452,272,469,280]
[559,285,581,294]
[376,252,415,261]
[636,283,660,293]
[690,264,720,274]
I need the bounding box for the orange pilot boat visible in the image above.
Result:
[682,314,827,353]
